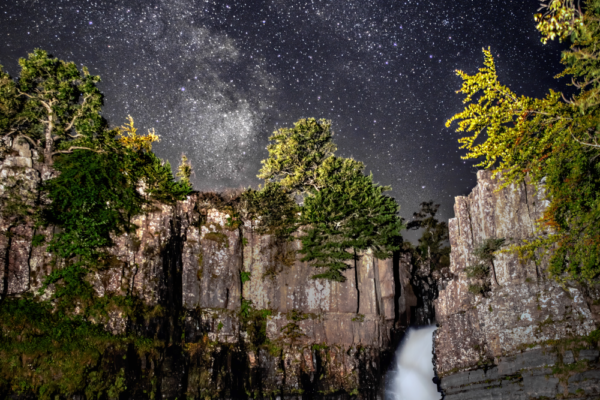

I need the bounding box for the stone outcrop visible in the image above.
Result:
[0,137,429,399]
[435,170,600,399]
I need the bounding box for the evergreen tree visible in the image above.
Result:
[299,158,403,281]
[446,0,600,281]
[257,119,404,281]
[240,182,298,238]
[258,118,337,195]
[177,154,193,187]
[406,201,451,272]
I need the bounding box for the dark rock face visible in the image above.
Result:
[441,348,600,399]
[0,139,435,399]
[435,170,600,399]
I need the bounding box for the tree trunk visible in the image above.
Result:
[44,114,54,165]
[491,260,500,286]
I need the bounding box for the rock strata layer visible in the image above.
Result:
[435,170,600,399]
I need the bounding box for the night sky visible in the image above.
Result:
[0,0,570,236]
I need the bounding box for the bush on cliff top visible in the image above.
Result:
[0,50,192,399]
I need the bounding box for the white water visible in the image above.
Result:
[386,326,441,400]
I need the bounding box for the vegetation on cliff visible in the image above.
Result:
[404,200,451,273]
[0,50,409,398]
[0,50,192,399]
[254,118,405,281]
[447,0,600,282]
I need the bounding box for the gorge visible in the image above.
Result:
[1,135,600,399]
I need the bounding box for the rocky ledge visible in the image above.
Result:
[441,347,600,399]
[434,170,600,399]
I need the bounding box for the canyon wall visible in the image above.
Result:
[435,170,600,399]
[0,139,429,399]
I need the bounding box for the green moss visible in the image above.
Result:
[31,234,45,247]
[264,340,283,357]
[240,271,251,284]
[204,231,229,249]
[224,211,242,230]
[351,314,365,322]
[280,310,309,342]
[239,299,272,348]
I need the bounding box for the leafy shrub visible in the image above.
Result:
[465,264,489,279]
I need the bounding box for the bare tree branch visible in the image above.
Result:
[64,94,91,131]
[53,146,103,155]
[571,131,600,148]
[15,135,38,148]
[1,129,18,139]
[561,91,576,105]
[17,90,33,99]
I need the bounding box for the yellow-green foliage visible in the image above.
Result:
[258,118,337,194]
[535,0,584,44]
[446,0,600,281]
[117,115,160,152]
[176,154,192,187]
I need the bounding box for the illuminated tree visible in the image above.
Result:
[257,118,404,281]
[0,49,105,164]
[258,118,337,195]
[446,0,600,281]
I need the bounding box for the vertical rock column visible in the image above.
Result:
[434,170,600,399]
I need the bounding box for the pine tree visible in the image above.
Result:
[406,201,451,272]
[258,118,337,195]
[257,119,404,281]
[299,158,403,281]
[240,182,298,238]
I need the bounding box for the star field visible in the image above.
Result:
[0,0,570,234]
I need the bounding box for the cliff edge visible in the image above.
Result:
[435,170,600,399]
[0,138,427,399]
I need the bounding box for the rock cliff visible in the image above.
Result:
[435,170,600,399]
[0,138,431,399]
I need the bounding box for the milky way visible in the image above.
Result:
[0,0,569,231]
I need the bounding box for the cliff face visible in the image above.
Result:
[0,139,430,399]
[435,170,600,399]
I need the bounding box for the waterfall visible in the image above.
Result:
[386,326,441,400]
